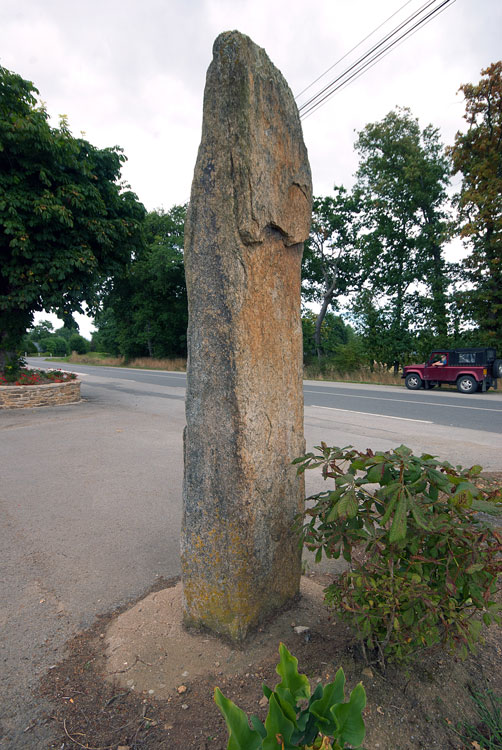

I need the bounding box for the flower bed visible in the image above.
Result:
[0,367,77,386]
[0,369,80,409]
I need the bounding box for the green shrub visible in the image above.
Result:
[1,353,26,381]
[295,445,502,669]
[215,643,366,750]
[69,333,90,354]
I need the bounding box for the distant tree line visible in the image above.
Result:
[22,318,90,356]
[2,61,501,373]
[302,62,502,371]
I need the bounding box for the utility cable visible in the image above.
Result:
[312,0,454,112]
[294,0,415,101]
[298,0,455,120]
[299,0,443,113]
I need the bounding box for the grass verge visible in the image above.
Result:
[51,352,187,372]
[450,688,502,749]
[303,363,404,386]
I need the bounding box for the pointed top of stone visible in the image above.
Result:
[193,29,312,247]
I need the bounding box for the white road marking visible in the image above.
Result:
[310,405,432,424]
[304,389,501,413]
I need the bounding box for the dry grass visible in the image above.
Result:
[66,352,127,367]
[304,364,404,387]
[65,353,403,384]
[66,352,187,372]
[127,356,187,372]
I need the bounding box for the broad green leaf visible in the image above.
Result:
[337,489,358,519]
[262,694,295,750]
[395,445,412,457]
[408,498,429,530]
[402,468,419,485]
[331,682,366,748]
[326,507,338,523]
[250,715,267,739]
[409,479,427,494]
[366,464,386,483]
[380,487,401,525]
[370,453,387,463]
[468,619,482,640]
[428,483,439,501]
[377,481,401,500]
[275,643,310,702]
[214,688,261,750]
[292,455,312,464]
[466,563,484,574]
[309,668,346,733]
[402,607,415,626]
[389,496,408,543]
[274,687,298,725]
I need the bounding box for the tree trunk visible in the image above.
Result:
[0,349,9,372]
[314,279,337,365]
[422,208,449,339]
[0,309,33,373]
[146,324,153,357]
[0,331,13,372]
[429,243,448,339]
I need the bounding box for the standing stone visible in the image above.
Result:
[181,30,312,641]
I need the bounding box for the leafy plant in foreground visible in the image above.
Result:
[214,643,366,749]
[295,445,502,669]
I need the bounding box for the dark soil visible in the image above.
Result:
[33,473,502,750]
[35,571,502,750]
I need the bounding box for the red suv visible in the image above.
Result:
[402,348,501,394]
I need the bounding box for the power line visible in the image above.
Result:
[294,0,415,101]
[301,0,454,122]
[299,0,452,118]
[298,0,455,121]
[298,0,443,113]
[319,0,454,110]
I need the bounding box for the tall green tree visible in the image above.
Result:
[449,61,502,348]
[94,206,188,359]
[302,187,363,362]
[302,309,352,360]
[26,319,55,343]
[354,108,452,369]
[0,65,145,370]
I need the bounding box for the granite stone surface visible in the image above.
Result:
[181,31,312,640]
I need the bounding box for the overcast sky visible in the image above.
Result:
[1,0,500,338]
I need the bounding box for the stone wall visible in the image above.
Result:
[0,380,81,409]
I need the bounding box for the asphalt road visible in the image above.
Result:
[1,360,501,747]
[27,357,502,432]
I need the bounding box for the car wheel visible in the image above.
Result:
[405,373,422,390]
[457,375,477,394]
[493,359,502,379]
